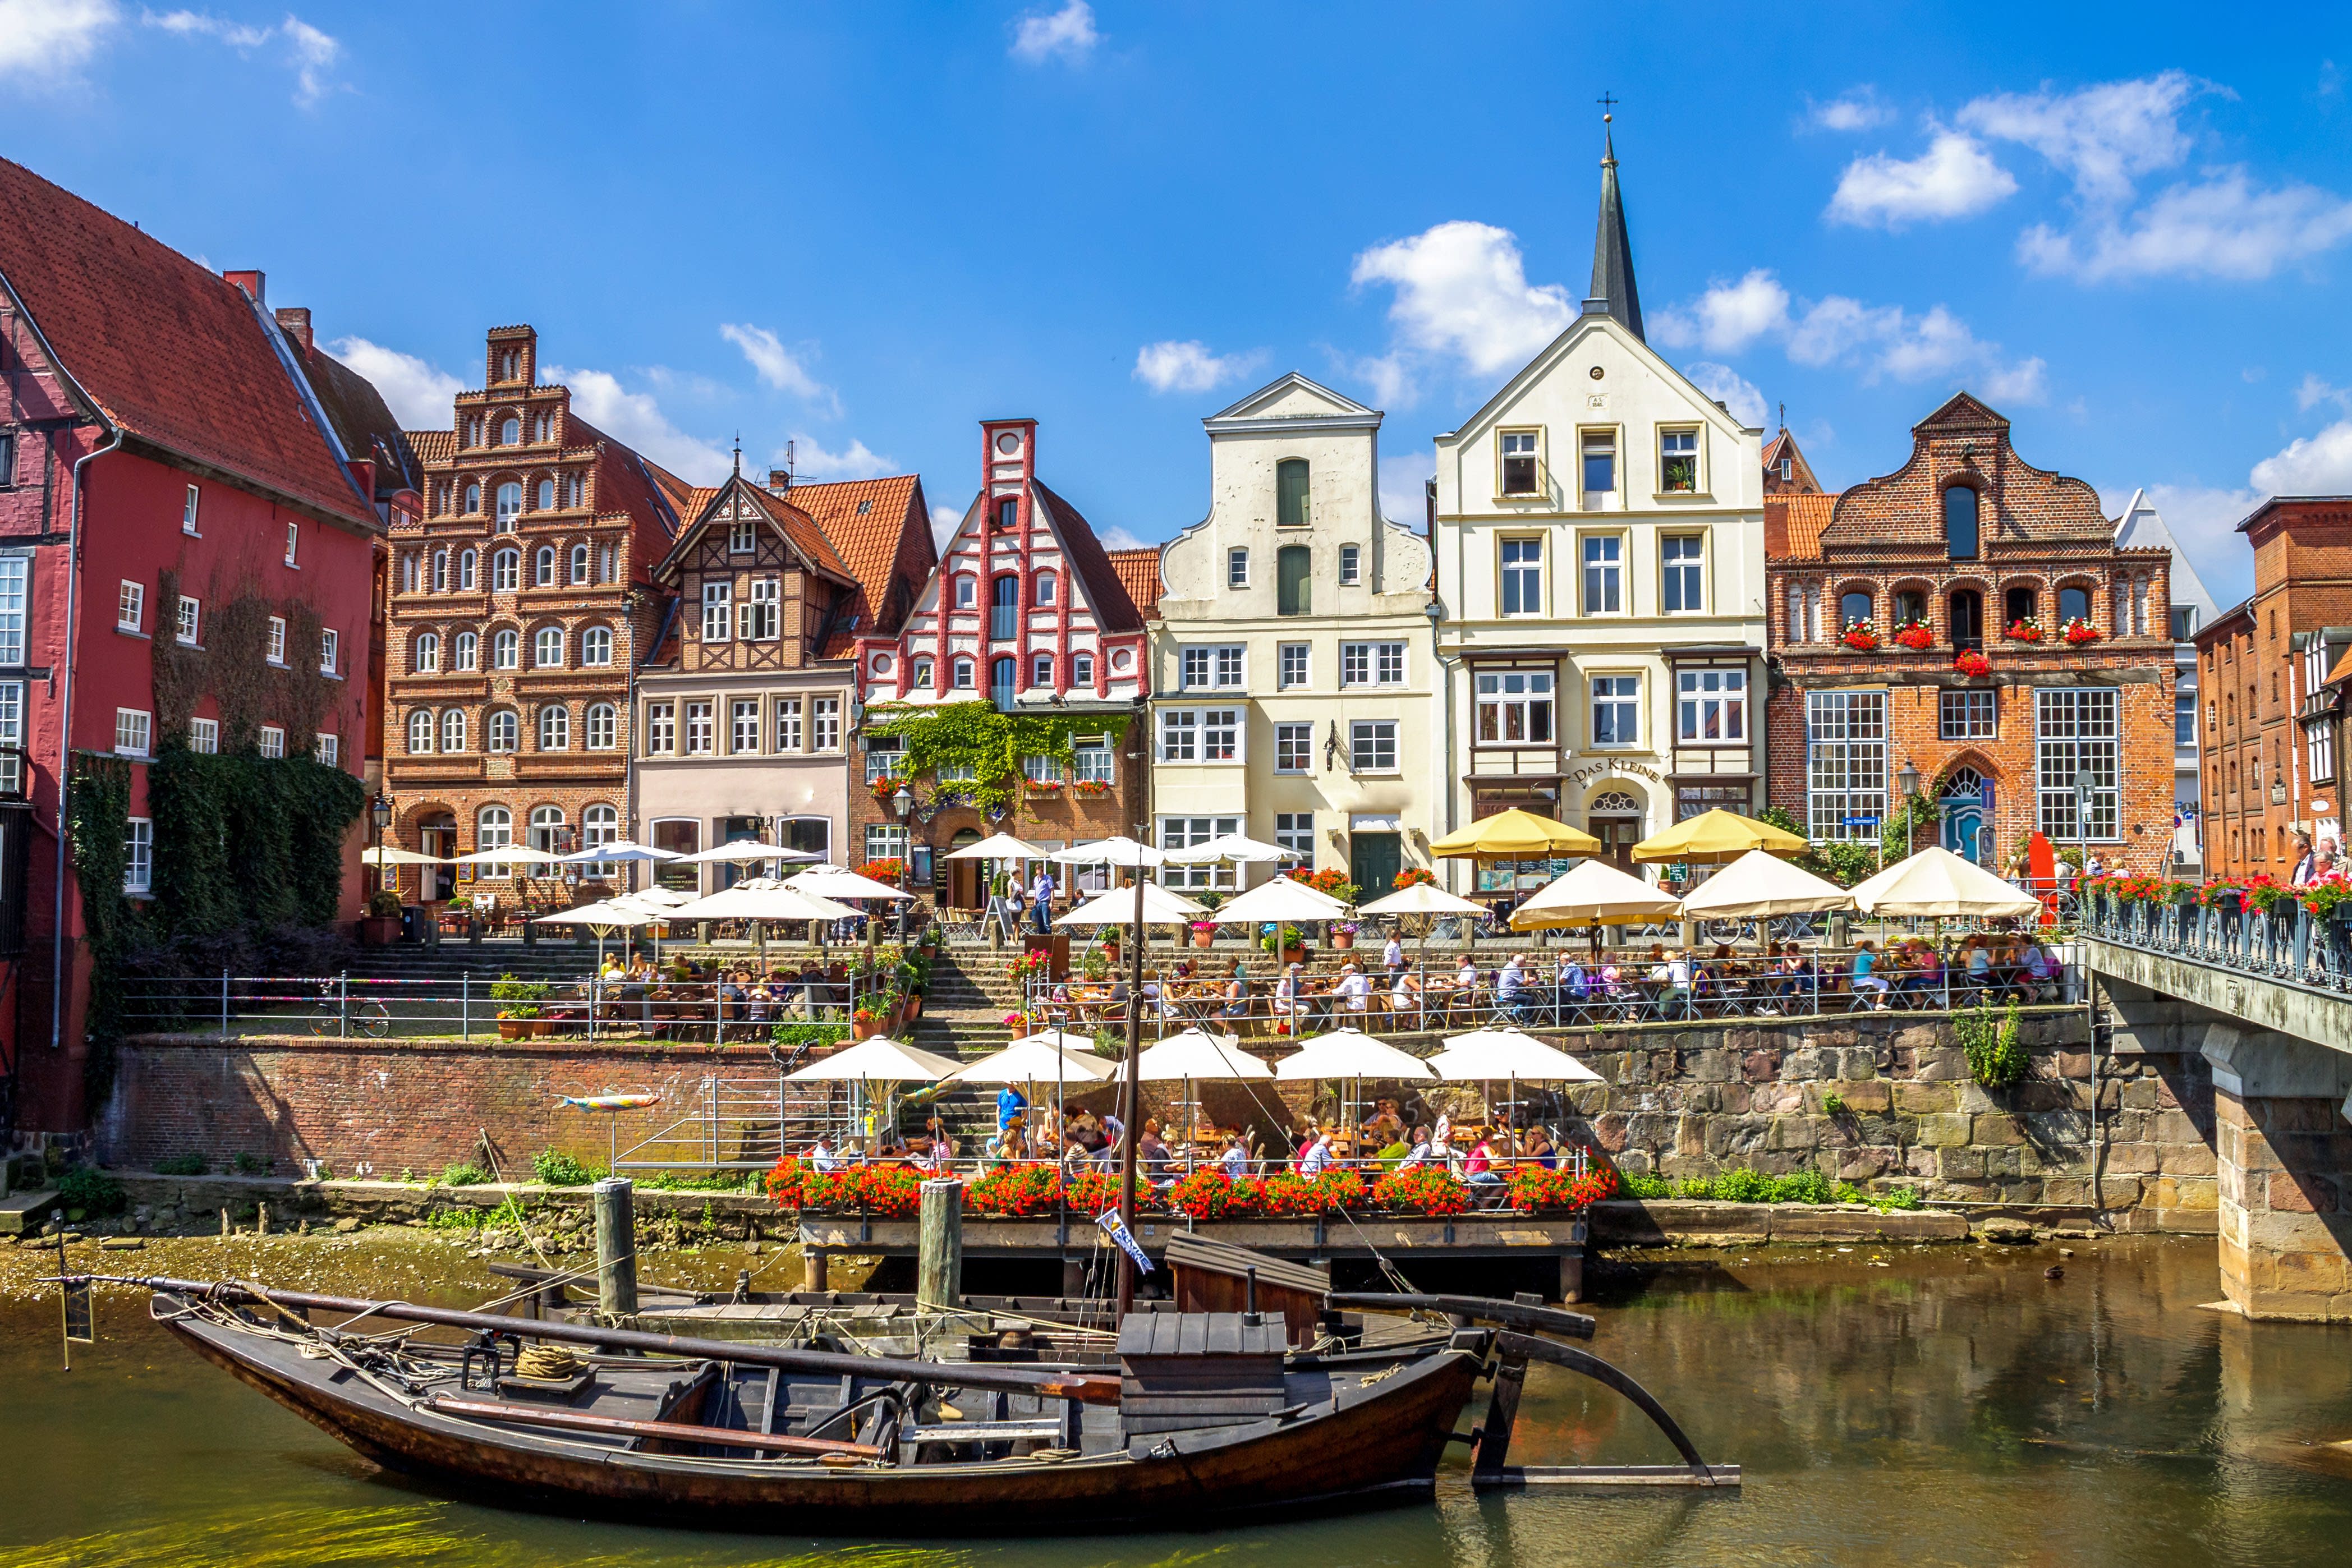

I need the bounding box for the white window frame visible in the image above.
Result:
[189,716,218,753]
[1341,641,1406,688]
[258,725,285,758]
[0,679,21,795]
[1278,643,1310,690]
[1072,738,1113,784]
[1661,533,1705,614]
[487,710,519,753]
[1580,532,1624,615]
[182,484,200,536]
[741,577,780,641]
[115,707,151,757]
[1227,548,1249,588]
[1675,668,1747,744]
[774,698,802,753]
[266,615,286,665]
[0,558,25,664]
[1473,670,1554,746]
[586,703,617,752]
[1498,428,1543,497]
[1159,815,1244,890]
[1274,721,1312,774]
[441,709,466,752]
[2036,688,2121,843]
[1579,427,1617,502]
[1349,719,1398,773]
[646,702,677,755]
[492,549,520,591]
[492,629,519,670]
[729,518,757,554]
[539,704,571,751]
[1499,536,1544,617]
[1939,688,1996,742]
[1590,673,1642,748]
[320,627,339,675]
[581,626,613,666]
[1806,689,1887,843]
[117,580,144,633]
[731,698,761,755]
[811,696,842,752]
[534,627,563,668]
[125,817,153,893]
[315,732,339,766]
[408,709,435,754]
[702,581,733,642]
[684,701,714,756]
[1658,426,1701,495]
[1180,645,1246,691]
[176,595,201,647]
[1338,544,1361,586]
[1273,812,1313,863]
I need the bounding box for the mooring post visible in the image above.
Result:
[917,1177,963,1311]
[592,1176,638,1318]
[803,1246,830,1292]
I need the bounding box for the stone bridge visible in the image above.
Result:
[2082,896,2352,1322]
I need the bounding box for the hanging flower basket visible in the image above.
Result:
[1892,619,1934,650]
[1841,618,1880,651]
[2004,618,2045,642]
[2061,617,2100,645]
[1953,649,1991,678]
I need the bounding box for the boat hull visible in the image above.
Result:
[167,1313,1480,1533]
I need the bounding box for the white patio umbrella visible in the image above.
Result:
[787,863,914,901]
[679,840,825,866]
[1357,881,1489,918]
[1055,882,1205,926]
[943,833,1049,861]
[1676,848,1856,919]
[1104,1027,1272,1165]
[617,886,692,909]
[1049,835,1168,868]
[1509,859,1682,932]
[1849,844,2042,919]
[555,839,679,867]
[786,1034,964,1152]
[1159,833,1299,866]
[531,898,662,970]
[663,878,862,925]
[949,1036,1112,1084]
[364,845,447,867]
[453,844,563,867]
[1274,1028,1436,1081]
[1427,1027,1604,1083]
[1210,876,1350,925]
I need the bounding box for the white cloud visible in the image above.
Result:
[785,434,893,482]
[2018,169,2352,281]
[1651,268,1791,354]
[1010,0,1097,64]
[930,503,965,548]
[1344,352,1415,411]
[1826,131,2018,228]
[2251,420,2352,495]
[2106,481,2258,601]
[1683,362,1770,428]
[1132,339,1265,396]
[2296,373,2352,413]
[1350,220,1575,381]
[544,363,729,484]
[0,0,120,81]
[1096,525,1150,551]
[1807,88,1894,132]
[1958,71,2201,205]
[719,322,833,406]
[327,336,460,429]
[140,8,342,105]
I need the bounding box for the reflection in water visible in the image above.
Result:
[3,1237,2349,1565]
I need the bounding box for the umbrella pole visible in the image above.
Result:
[1115,854,1146,1321]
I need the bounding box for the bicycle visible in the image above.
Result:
[309,977,390,1038]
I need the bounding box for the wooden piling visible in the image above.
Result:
[592,1177,638,1318]
[916,1178,962,1310]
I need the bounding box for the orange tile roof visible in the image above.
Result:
[793,475,935,655]
[405,428,455,467]
[1037,482,1143,631]
[567,415,682,578]
[1766,492,1839,560]
[0,155,375,527]
[2326,643,2352,689]
[1108,547,1163,619]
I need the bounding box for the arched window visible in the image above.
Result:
[539,705,570,751]
[463,481,481,514]
[570,544,591,584]
[1276,457,1310,530]
[431,549,449,591]
[953,657,975,689]
[990,655,1016,700]
[990,574,1018,640]
[534,627,563,667]
[412,632,440,673]
[581,803,618,866]
[534,546,556,587]
[440,709,466,752]
[585,703,617,750]
[580,626,613,666]
[1943,485,1979,559]
[1949,588,1984,651]
[407,710,434,753]
[1034,570,1056,606]
[476,804,511,857]
[598,544,615,583]
[911,657,934,688]
[568,474,585,508]
[499,415,520,446]
[1893,587,1926,627]
[400,553,419,593]
[1032,652,1054,688]
[459,548,477,590]
[492,549,520,591]
[1941,765,1986,799]
[486,709,518,752]
[492,628,519,669]
[453,631,478,670]
[2005,585,2037,629]
[537,479,555,511]
[2058,583,2092,626]
[1839,590,1873,631]
[528,803,566,852]
[1072,651,1095,686]
[496,482,522,528]
[1276,544,1311,615]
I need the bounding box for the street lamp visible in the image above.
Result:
[2074,766,2097,885]
[369,793,392,898]
[890,785,916,937]
[1896,760,1922,857]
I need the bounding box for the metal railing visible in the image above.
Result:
[2082,892,2352,996]
[614,1073,859,1170]
[118,972,883,1042]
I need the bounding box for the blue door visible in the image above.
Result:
[1941,803,1984,862]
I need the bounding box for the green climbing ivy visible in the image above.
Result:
[863,702,1132,821]
[65,752,141,1107]
[149,742,365,934]
[1956,997,2028,1090]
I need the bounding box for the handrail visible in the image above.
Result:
[2080,889,2351,997]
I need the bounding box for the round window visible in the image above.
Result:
[1112,649,1132,671]
[872,653,893,674]
[995,431,1021,456]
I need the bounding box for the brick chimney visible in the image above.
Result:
[274,306,313,355]
[222,269,265,304]
[768,467,792,495]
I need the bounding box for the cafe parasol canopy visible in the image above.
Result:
[1674,848,1855,918]
[1848,844,2041,920]
[1427,1027,1604,1084]
[787,863,914,902]
[1632,808,1806,867]
[1430,808,1601,861]
[1108,1028,1273,1082]
[678,840,825,867]
[1159,833,1299,866]
[949,1035,1112,1085]
[1357,881,1489,918]
[1508,859,1682,931]
[943,833,1049,862]
[1272,1028,1435,1082]
[529,898,663,969]
[453,844,564,867]
[1209,876,1349,926]
[1054,882,1205,926]
[364,846,447,867]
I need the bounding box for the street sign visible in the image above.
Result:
[1842,816,1880,827]
[1978,781,1994,811]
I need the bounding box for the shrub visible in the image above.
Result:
[1673,1175,1717,1200]
[1877,1184,1924,1211]
[769,1022,849,1048]
[1958,998,2029,1089]
[1620,1172,1672,1199]
[491,973,552,1019]
[1712,1167,1771,1203]
[231,1152,268,1174]
[1370,1165,1470,1217]
[367,889,402,918]
[531,1150,599,1187]
[153,1153,207,1176]
[57,1167,126,1217]
[439,1160,490,1187]
[1768,1168,1834,1205]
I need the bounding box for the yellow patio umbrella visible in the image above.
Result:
[1632,808,1806,866]
[1430,808,1602,860]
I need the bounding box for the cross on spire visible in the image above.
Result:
[1597,91,1618,116]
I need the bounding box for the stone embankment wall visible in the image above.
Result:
[1558,1008,2216,1230]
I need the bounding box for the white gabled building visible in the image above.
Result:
[1430,124,1768,893]
[1150,374,1436,894]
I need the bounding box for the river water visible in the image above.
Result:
[3,1230,2350,1566]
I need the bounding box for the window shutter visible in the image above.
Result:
[1277,546,1311,616]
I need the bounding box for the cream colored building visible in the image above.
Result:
[1430,128,1767,893]
[1151,374,1436,896]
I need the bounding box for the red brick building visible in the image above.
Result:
[2194,496,2352,878]
[0,159,384,1133]
[1764,394,2176,873]
[849,420,1157,905]
[383,327,686,904]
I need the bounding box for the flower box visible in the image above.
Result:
[1892,619,1933,650]
[1952,649,1991,677]
[2061,618,2100,645]
[1841,619,1880,651]
[2004,618,2045,642]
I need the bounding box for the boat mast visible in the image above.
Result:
[1115,833,1147,1319]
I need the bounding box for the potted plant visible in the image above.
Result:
[1266,923,1306,964]
[1953,648,1991,677]
[1188,918,1219,949]
[490,974,553,1038]
[1081,947,1111,981]
[360,889,403,945]
[851,1005,885,1041]
[2061,616,2101,645]
[1330,920,1359,951]
[1841,617,1880,651]
[2005,615,2045,642]
[1892,617,1933,650]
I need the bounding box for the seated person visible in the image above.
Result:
[1363,1100,1406,1146]
[1850,940,1891,1007]
[1495,955,1533,1022]
[1389,960,1423,1019]
[1396,1125,1437,1169]
[1464,1136,1503,1185]
[1299,1129,1334,1176]
[1333,961,1371,1016]
[1220,960,1253,1021]
[1138,1119,1174,1183]
[1219,1133,1250,1179]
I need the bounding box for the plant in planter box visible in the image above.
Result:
[368,889,402,917]
[1840,617,1880,651]
[1258,1169,1366,1215]
[1166,1169,1248,1220]
[1370,1165,1471,1216]
[964,1162,1060,1217]
[1505,1162,1618,1213]
[1891,617,1933,650]
[2004,616,2046,642]
[857,858,906,886]
[1952,648,1991,677]
[2061,616,2101,645]
[2299,870,2352,922]
[490,973,550,1020]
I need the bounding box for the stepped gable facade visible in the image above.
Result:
[1765,392,2177,873]
[383,325,683,903]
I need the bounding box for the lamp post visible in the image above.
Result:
[369,793,393,900]
[1896,760,1922,859]
[891,786,915,940]
[2074,766,2096,893]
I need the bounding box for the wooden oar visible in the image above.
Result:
[425,1394,883,1458]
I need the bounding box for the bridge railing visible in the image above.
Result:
[2081,891,2352,996]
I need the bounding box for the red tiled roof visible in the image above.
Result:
[2326,643,2352,689]
[1108,548,1163,619]
[405,429,456,467]
[564,414,681,580]
[1036,482,1143,631]
[0,157,373,528]
[1765,493,1839,560]
[794,475,935,655]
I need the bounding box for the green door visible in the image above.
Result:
[1350,833,1402,899]
[1277,545,1312,616]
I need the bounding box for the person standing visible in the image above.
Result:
[1030,865,1057,932]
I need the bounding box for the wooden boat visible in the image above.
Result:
[114,1270,1733,1532]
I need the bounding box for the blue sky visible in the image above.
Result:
[7,2,2352,603]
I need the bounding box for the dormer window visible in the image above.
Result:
[729,519,757,553]
[1779,456,1793,480]
[1943,485,1979,559]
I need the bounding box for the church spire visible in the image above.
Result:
[1584,110,1644,342]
